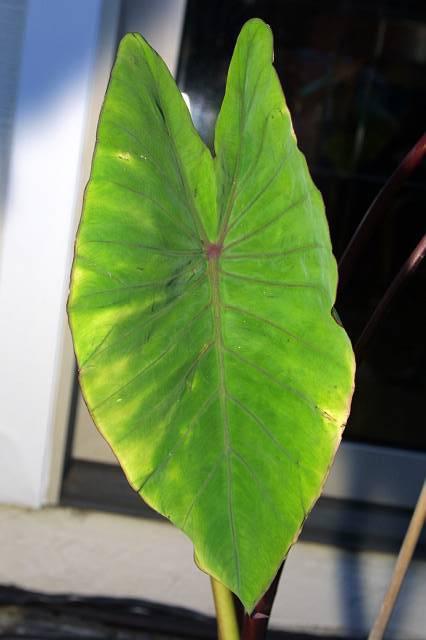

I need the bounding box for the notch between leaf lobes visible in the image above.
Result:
[206,242,223,260]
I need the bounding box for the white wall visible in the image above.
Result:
[0,0,106,507]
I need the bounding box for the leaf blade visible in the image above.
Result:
[68,20,355,613]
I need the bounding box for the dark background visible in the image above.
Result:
[177,0,426,451]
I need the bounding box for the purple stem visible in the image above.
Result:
[338,133,426,290]
[241,563,285,640]
[233,594,245,632]
[355,235,426,361]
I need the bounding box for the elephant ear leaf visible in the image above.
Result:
[68,18,355,612]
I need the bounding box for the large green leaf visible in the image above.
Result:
[68,19,355,611]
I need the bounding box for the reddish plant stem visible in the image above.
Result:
[233,594,245,633]
[241,563,285,640]
[338,133,426,290]
[355,234,426,361]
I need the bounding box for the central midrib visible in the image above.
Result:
[207,255,240,590]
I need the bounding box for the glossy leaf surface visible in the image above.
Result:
[68,19,355,611]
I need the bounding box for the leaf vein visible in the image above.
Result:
[133,41,209,244]
[79,326,115,370]
[75,261,204,300]
[224,190,314,252]
[138,390,219,493]
[224,303,344,370]
[226,393,320,477]
[230,449,285,524]
[91,318,212,413]
[208,258,240,590]
[220,269,325,293]
[78,276,208,366]
[226,146,295,237]
[115,344,212,449]
[182,453,225,528]
[104,119,182,190]
[222,243,326,261]
[224,347,336,424]
[85,239,202,258]
[106,180,200,244]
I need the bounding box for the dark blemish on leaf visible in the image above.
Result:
[322,409,335,422]
[154,97,166,122]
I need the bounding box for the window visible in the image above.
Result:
[63,0,426,552]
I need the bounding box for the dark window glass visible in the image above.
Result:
[177,0,426,451]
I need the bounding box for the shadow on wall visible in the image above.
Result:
[0,0,186,221]
[0,0,27,217]
[0,0,111,216]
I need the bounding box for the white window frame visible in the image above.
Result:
[0,0,117,507]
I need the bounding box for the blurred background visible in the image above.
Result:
[0,1,425,638]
